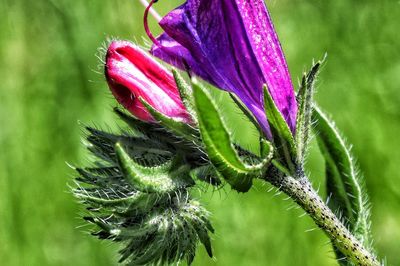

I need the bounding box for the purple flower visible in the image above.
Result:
[150,0,297,138]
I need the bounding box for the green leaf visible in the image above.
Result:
[263,85,296,170]
[192,80,272,192]
[313,107,372,258]
[295,61,321,165]
[172,69,197,122]
[139,97,200,143]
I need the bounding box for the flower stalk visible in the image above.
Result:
[263,172,379,266]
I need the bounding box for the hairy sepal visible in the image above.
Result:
[295,61,321,166]
[263,85,296,171]
[192,80,273,192]
[172,68,198,123]
[140,97,200,143]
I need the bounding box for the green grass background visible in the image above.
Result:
[1,0,399,265]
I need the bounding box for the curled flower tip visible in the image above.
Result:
[105,40,192,123]
[139,0,162,21]
[143,0,161,46]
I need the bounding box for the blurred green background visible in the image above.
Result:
[1,0,399,265]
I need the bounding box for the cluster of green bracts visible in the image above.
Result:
[75,63,380,265]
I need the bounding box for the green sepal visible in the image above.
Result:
[263,85,296,170]
[172,69,197,123]
[313,107,372,257]
[139,97,200,143]
[192,80,272,192]
[295,61,321,166]
[114,142,194,193]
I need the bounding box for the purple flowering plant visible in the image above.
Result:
[74,0,383,265]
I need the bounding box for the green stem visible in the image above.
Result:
[264,174,380,266]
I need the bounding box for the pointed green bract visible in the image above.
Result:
[172,69,197,122]
[313,107,372,261]
[192,81,251,191]
[192,80,272,192]
[191,216,213,257]
[263,85,296,170]
[140,97,199,143]
[295,61,321,166]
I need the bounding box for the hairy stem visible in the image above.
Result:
[265,174,380,266]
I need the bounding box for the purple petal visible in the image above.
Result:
[151,33,211,81]
[151,0,297,135]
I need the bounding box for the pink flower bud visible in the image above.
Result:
[105,40,191,123]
